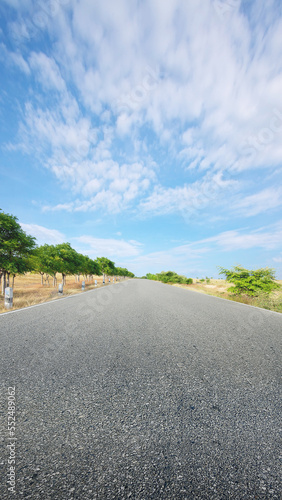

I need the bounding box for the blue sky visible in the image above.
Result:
[0,0,282,278]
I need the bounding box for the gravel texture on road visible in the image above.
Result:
[0,279,281,499]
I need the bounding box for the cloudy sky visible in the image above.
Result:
[1,0,282,278]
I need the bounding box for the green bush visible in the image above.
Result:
[146,273,158,280]
[186,278,193,284]
[146,270,192,285]
[218,265,280,297]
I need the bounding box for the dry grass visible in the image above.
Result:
[0,273,121,314]
[173,279,282,313]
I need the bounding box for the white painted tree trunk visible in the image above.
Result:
[1,272,6,295]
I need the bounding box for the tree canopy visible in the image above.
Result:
[0,210,36,282]
[96,257,116,276]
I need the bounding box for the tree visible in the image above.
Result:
[34,245,102,286]
[77,254,101,281]
[115,267,134,278]
[34,244,62,287]
[55,243,81,285]
[218,265,280,296]
[91,258,102,277]
[96,257,116,279]
[29,252,48,285]
[0,210,36,293]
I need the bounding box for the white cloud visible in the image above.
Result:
[201,222,282,251]
[74,236,143,258]
[42,203,74,213]
[5,0,282,218]
[29,52,66,92]
[234,187,282,216]
[0,43,30,74]
[10,51,30,74]
[42,159,156,213]
[139,172,236,217]
[20,223,65,245]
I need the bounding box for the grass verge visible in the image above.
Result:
[172,279,282,313]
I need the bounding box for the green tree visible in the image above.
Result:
[90,258,102,277]
[96,257,116,280]
[34,244,64,287]
[0,210,36,293]
[77,254,101,281]
[115,267,134,278]
[218,265,280,296]
[29,251,48,285]
[55,243,82,285]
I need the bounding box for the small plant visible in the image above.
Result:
[218,265,280,297]
[186,278,193,284]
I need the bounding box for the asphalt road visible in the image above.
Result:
[0,279,281,499]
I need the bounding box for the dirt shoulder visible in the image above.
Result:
[172,279,282,313]
[0,273,124,314]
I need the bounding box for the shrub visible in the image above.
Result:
[218,265,280,297]
[186,278,193,284]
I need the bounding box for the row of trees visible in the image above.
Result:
[0,210,134,293]
[143,271,193,285]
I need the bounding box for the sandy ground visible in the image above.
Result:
[0,273,123,314]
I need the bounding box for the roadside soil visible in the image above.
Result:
[0,273,123,314]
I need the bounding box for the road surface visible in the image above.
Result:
[0,279,281,499]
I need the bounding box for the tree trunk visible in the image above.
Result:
[53,274,57,287]
[40,272,44,285]
[62,273,66,285]
[12,275,15,288]
[6,272,10,287]
[1,271,6,295]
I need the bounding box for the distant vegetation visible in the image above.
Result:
[0,209,134,293]
[142,271,193,285]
